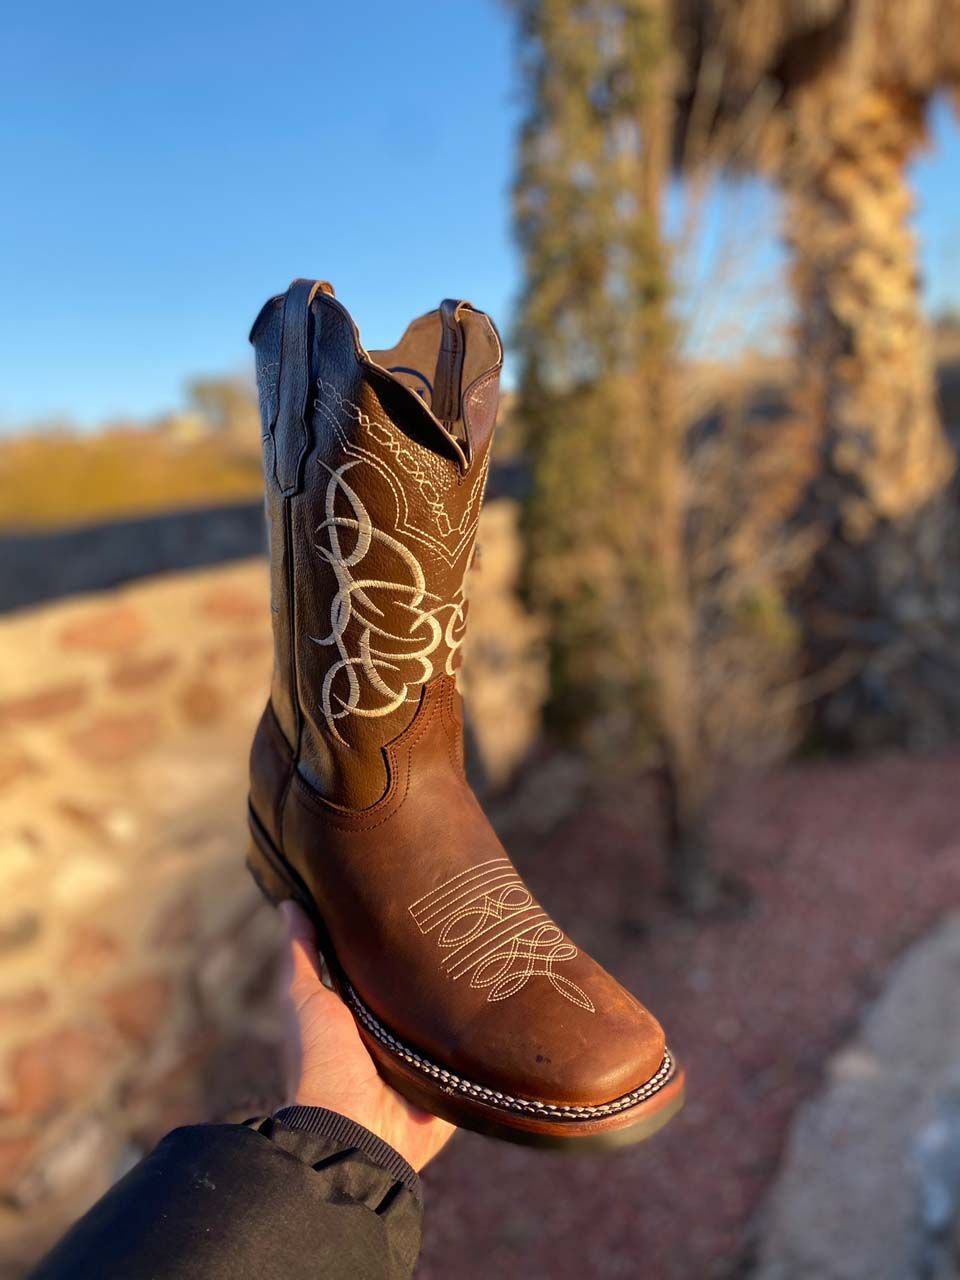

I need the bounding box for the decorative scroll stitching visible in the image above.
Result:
[309,460,467,742]
[409,858,595,1011]
[314,379,489,568]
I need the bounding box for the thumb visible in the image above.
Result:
[279,901,323,1006]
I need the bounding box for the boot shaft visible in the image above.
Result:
[250,281,502,807]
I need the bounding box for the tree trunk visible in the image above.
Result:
[785,86,958,746]
[660,756,750,916]
[661,760,712,912]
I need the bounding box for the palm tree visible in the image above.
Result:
[671,0,960,744]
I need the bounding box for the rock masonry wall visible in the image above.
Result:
[0,498,540,1276]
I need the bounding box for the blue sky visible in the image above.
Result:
[2,2,959,431]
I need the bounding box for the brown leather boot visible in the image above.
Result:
[246,279,684,1147]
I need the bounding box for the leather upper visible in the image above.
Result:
[248,282,666,1109]
[250,283,501,808]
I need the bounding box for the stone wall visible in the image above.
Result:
[0,561,280,1275]
[0,502,268,613]
[752,915,960,1280]
[0,458,530,616]
[0,498,541,1276]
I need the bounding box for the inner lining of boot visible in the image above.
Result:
[364,372,465,465]
[367,307,500,444]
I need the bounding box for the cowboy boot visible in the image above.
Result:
[246,279,684,1147]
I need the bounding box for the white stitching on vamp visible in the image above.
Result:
[409,859,595,1010]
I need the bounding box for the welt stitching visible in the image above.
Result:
[346,980,676,1119]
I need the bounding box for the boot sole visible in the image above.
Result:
[246,807,685,1150]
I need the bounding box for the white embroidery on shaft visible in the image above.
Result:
[310,460,467,742]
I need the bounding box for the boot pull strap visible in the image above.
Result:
[272,278,335,495]
[432,299,472,437]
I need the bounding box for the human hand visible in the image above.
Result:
[278,900,456,1172]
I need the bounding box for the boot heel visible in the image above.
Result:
[246,836,296,907]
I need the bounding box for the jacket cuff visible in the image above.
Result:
[273,1105,421,1198]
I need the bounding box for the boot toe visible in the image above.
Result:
[441,966,668,1110]
[518,985,667,1107]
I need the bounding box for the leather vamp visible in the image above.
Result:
[279,678,666,1107]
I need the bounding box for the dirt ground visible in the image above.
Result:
[417,748,960,1279]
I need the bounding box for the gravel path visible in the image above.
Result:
[417,749,960,1279]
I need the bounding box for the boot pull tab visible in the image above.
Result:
[432,299,472,441]
[272,279,335,496]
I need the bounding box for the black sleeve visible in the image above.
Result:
[29,1108,423,1280]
